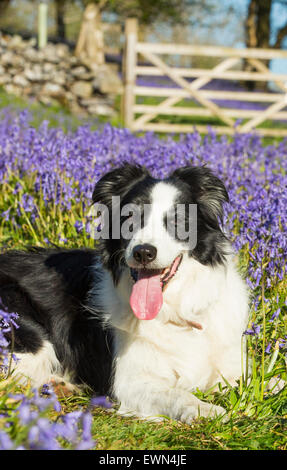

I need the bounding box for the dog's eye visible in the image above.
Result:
[164,212,178,228]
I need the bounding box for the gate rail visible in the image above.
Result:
[122,18,287,136]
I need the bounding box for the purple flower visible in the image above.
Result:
[74,220,84,233]
[0,431,14,450]
[244,323,261,336]
[1,208,10,221]
[91,396,113,409]
[58,236,68,244]
[41,384,52,396]
[0,391,95,450]
[0,297,19,372]
[18,403,38,425]
[269,308,280,322]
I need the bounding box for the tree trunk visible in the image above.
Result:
[256,0,272,90]
[256,0,272,50]
[0,0,11,16]
[244,0,272,91]
[244,0,258,90]
[55,0,66,41]
[245,0,258,49]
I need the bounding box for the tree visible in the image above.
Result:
[55,0,67,40]
[79,0,213,26]
[244,0,287,89]
[50,0,228,44]
[245,0,287,49]
[0,0,11,16]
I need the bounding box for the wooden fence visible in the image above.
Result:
[122,18,287,136]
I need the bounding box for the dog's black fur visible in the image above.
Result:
[0,247,112,393]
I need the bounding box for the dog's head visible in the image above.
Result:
[91,163,229,320]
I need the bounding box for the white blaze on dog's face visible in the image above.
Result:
[125,182,187,270]
[124,182,192,322]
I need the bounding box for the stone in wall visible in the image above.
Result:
[0,32,122,117]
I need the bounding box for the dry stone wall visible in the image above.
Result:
[0,33,122,116]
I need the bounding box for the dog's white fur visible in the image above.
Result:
[99,182,249,422]
[11,341,77,391]
[100,252,248,422]
[11,341,61,387]
[125,183,186,269]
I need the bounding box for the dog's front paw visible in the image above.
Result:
[180,401,226,424]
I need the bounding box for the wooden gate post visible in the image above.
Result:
[123,18,138,129]
[38,1,48,49]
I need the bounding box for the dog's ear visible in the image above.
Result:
[171,166,229,226]
[92,163,149,206]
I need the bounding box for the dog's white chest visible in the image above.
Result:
[115,319,218,393]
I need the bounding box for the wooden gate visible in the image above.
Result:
[123,18,287,137]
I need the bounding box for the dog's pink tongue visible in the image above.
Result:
[130,270,163,320]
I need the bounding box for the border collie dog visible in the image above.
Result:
[0,163,249,423]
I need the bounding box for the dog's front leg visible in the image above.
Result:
[113,374,226,424]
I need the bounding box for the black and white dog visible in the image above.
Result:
[0,163,249,422]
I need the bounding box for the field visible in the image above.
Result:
[0,92,286,451]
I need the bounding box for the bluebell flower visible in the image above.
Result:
[74,220,84,233]
[244,323,261,336]
[270,308,280,322]
[1,208,10,221]
[0,431,14,450]
[91,396,113,409]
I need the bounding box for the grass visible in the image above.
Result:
[1,373,286,450]
[0,89,286,451]
[135,94,287,136]
[1,85,284,146]
[0,87,123,132]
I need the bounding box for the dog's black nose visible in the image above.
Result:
[133,244,157,265]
